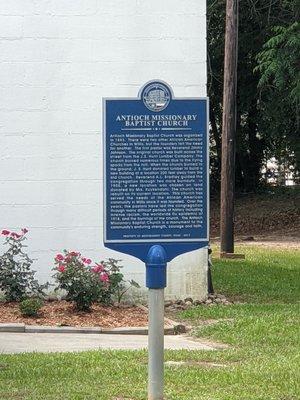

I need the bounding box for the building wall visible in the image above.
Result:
[0,0,208,300]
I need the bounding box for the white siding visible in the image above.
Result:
[0,0,208,300]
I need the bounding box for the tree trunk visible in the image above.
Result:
[220,0,239,254]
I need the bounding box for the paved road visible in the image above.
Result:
[0,332,215,354]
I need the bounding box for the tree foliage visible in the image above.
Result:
[256,16,300,174]
[208,0,299,192]
[256,22,300,105]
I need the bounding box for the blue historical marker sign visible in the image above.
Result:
[103,80,209,263]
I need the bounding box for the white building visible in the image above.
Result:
[0,0,208,300]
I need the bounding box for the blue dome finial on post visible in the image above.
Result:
[146,245,167,289]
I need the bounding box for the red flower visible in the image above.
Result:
[22,228,28,234]
[92,264,104,273]
[1,230,10,236]
[100,272,109,282]
[69,251,79,257]
[82,257,92,264]
[55,254,64,261]
[11,232,21,238]
[57,264,66,273]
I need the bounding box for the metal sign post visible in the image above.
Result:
[146,245,167,400]
[103,80,209,400]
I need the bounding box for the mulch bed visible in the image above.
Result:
[0,301,148,328]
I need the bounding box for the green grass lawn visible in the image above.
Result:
[209,245,300,303]
[0,245,299,400]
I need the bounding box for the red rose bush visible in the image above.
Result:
[0,229,48,301]
[53,251,139,311]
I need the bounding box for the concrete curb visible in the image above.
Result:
[0,323,176,335]
[101,326,175,335]
[0,323,25,333]
[25,325,102,334]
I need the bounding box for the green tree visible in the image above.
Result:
[256,17,300,176]
[208,0,299,192]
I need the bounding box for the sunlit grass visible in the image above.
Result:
[210,245,300,303]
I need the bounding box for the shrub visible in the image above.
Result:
[53,251,107,311]
[19,298,43,317]
[0,229,48,301]
[53,251,139,310]
[101,258,140,304]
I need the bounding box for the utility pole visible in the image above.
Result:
[220,0,238,255]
